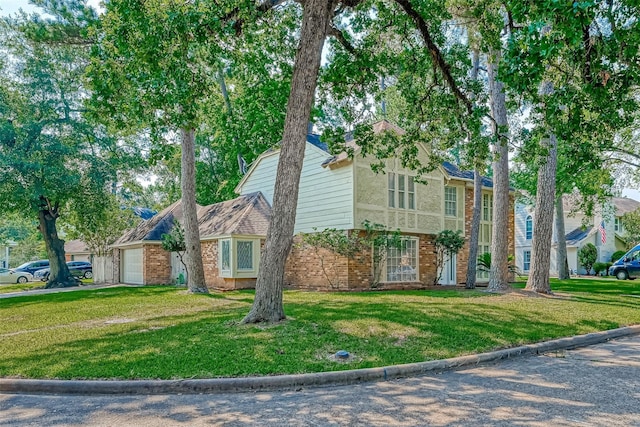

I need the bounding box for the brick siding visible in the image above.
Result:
[143,244,171,284]
[285,231,439,291]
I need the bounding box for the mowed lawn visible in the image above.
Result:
[0,277,638,380]
[0,278,94,294]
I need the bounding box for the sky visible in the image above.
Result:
[0,0,102,16]
[1,0,639,201]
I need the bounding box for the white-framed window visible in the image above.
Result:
[388,173,415,210]
[379,237,418,282]
[482,193,493,221]
[525,215,533,240]
[236,240,254,270]
[220,239,231,275]
[615,217,623,233]
[523,250,531,271]
[219,237,260,278]
[445,186,457,217]
[388,172,396,208]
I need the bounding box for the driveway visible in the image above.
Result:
[1,335,639,426]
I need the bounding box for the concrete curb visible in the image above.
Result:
[2,324,639,395]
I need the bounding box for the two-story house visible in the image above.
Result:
[108,121,514,290]
[235,120,513,290]
[515,196,640,275]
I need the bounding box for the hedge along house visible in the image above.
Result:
[235,120,515,290]
[110,192,270,289]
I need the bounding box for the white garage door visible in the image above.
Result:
[122,248,143,284]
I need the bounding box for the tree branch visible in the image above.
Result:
[604,157,640,168]
[393,0,473,115]
[328,25,355,54]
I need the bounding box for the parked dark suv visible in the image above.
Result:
[13,260,50,275]
[34,261,93,281]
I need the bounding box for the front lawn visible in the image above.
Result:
[0,277,638,380]
[0,281,45,294]
[0,278,93,295]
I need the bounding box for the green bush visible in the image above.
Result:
[593,262,608,276]
[477,252,520,275]
[611,250,626,263]
[578,243,598,275]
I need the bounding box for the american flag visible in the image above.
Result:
[599,221,607,244]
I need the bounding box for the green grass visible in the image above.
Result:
[0,277,638,380]
[0,281,46,294]
[0,278,93,294]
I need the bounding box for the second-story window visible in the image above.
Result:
[615,217,623,233]
[445,187,457,217]
[388,172,396,208]
[388,173,415,210]
[482,193,493,221]
[525,215,533,240]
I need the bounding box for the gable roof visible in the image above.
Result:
[565,226,594,247]
[614,197,640,216]
[198,192,271,238]
[114,200,185,245]
[113,193,271,246]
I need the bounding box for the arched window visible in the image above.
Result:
[525,215,533,240]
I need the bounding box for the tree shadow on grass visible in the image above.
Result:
[1,284,638,380]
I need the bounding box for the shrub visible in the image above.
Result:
[611,250,626,263]
[593,262,608,276]
[578,243,597,275]
[477,252,520,275]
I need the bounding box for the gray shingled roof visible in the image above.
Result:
[441,161,494,188]
[197,192,271,238]
[113,192,271,246]
[614,197,640,216]
[64,239,89,254]
[565,226,593,246]
[113,200,184,245]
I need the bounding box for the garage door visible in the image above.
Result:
[122,248,143,284]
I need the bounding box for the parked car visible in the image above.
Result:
[34,261,93,282]
[0,267,33,284]
[13,260,50,275]
[609,244,640,280]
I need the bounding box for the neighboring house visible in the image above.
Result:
[110,192,270,289]
[235,120,514,290]
[63,207,157,267]
[64,239,92,263]
[515,196,640,275]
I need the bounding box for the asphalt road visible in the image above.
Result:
[1,335,639,427]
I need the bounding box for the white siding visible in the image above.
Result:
[238,143,355,233]
[239,152,279,204]
[514,203,533,251]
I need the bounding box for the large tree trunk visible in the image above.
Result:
[242,0,334,323]
[38,199,76,288]
[486,50,511,292]
[555,193,570,279]
[525,133,557,294]
[465,169,482,288]
[180,127,208,294]
[464,49,483,289]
